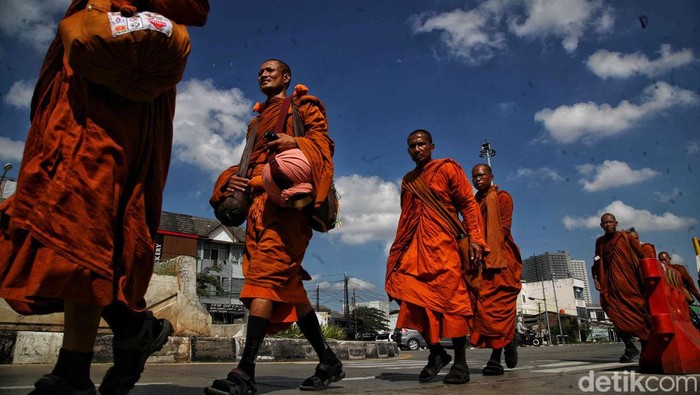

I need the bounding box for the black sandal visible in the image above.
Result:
[205,369,257,395]
[30,374,97,395]
[443,363,470,384]
[482,359,504,376]
[99,311,172,395]
[419,352,452,382]
[299,361,345,391]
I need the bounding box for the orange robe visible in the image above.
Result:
[470,186,522,349]
[593,231,651,340]
[385,159,486,345]
[641,242,657,260]
[0,0,209,315]
[670,263,700,303]
[210,92,334,330]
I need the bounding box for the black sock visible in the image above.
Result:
[237,315,269,377]
[452,337,468,365]
[52,348,93,389]
[490,348,502,362]
[297,310,338,365]
[428,342,446,356]
[102,303,145,340]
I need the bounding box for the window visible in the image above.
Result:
[573,287,584,300]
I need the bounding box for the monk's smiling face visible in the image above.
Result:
[258,60,290,97]
[600,213,617,235]
[407,131,434,168]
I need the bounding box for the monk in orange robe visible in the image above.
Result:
[628,228,657,259]
[659,251,700,304]
[469,164,523,375]
[206,60,341,394]
[593,213,651,363]
[0,1,208,393]
[386,130,486,385]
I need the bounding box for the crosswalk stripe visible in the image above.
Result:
[532,362,637,373]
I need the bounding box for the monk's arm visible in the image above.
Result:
[678,266,700,303]
[497,191,514,236]
[295,101,333,156]
[447,163,486,249]
[628,234,646,260]
[148,0,210,26]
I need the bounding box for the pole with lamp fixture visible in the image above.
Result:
[0,163,13,198]
[529,296,552,346]
[479,140,496,168]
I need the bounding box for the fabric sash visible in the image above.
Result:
[480,185,506,270]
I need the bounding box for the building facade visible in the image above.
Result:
[522,251,592,305]
[156,211,246,323]
[569,258,593,304]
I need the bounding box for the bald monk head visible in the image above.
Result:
[627,228,640,242]
[258,59,292,98]
[658,251,671,264]
[471,163,493,193]
[600,213,618,235]
[407,129,434,169]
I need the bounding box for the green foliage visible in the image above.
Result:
[153,260,178,276]
[273,323,347,340]
[352,306,389,333]
[196,266,224,297]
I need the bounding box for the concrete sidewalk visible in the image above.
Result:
[0,330,400,365]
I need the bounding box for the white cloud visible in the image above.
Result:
[333,175,401,245]
[535,82,700,144]
[576,160,658,192]
[586,44,695,79]
[669,254,685,265]
[509,0,613,53]
[653,187,682,204]
[0,137,25,163]
[410,0,613,64]
[506,167,563,182]
[172,79,253,175]
[688,141,700,155]
[410,0,509,65]
[3,79,36,109]
[0,0,68,53]
[562,200,697,232]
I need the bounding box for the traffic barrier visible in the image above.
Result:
[639,258,700,373]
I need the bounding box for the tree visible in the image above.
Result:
[352,306,389,333]
[196,266,224,297]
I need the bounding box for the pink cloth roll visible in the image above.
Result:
[262,148,314,207]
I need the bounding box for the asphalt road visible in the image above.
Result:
[1,342,698,394]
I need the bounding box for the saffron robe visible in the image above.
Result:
[210,93,334,330]
[593,231,651,340]
[385,159,486,344]
[670,263,700,304]
[0,0,209,315]
[470,186,523,349]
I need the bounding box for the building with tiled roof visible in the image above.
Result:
[156,211,246,323]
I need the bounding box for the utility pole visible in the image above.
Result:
[551,270,565,345]
[315,285,320,311]
[343,273,349,318]
[540,276,552,346]
[479,140,496,168]
[352,289,357,337]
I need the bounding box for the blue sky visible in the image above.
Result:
[1,0,699,311]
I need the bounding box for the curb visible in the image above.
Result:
[0,331,400,364]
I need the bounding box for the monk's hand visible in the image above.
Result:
[267,133,298,152]
[469,242,482,265]
[226,175,249,193]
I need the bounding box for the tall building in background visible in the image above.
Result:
[522,251,570,282]
[569,259,592,304]
[522,251,592,304]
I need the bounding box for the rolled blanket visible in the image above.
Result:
[262,148,314,207]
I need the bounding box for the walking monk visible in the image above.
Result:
[470,164,523,375]
[206,59,341,394]
[593,213,651,363]
[386,130,486,385]
[659,251,700,304]
[0,1,208,394]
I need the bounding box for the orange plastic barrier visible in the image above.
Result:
[639,258,700,373]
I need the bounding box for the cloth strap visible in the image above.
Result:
[403,170,468,240]
[236,121,258,177]
[268,96,295,189]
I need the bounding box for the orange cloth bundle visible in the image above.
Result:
[59,0,191,102]
[262,148,314,207]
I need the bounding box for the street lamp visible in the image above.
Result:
[529,296,552,346]
[0,163,12,197]
[479,140,496,167]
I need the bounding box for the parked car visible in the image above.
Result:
[392,328,428,350]
[356,330,378,341]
